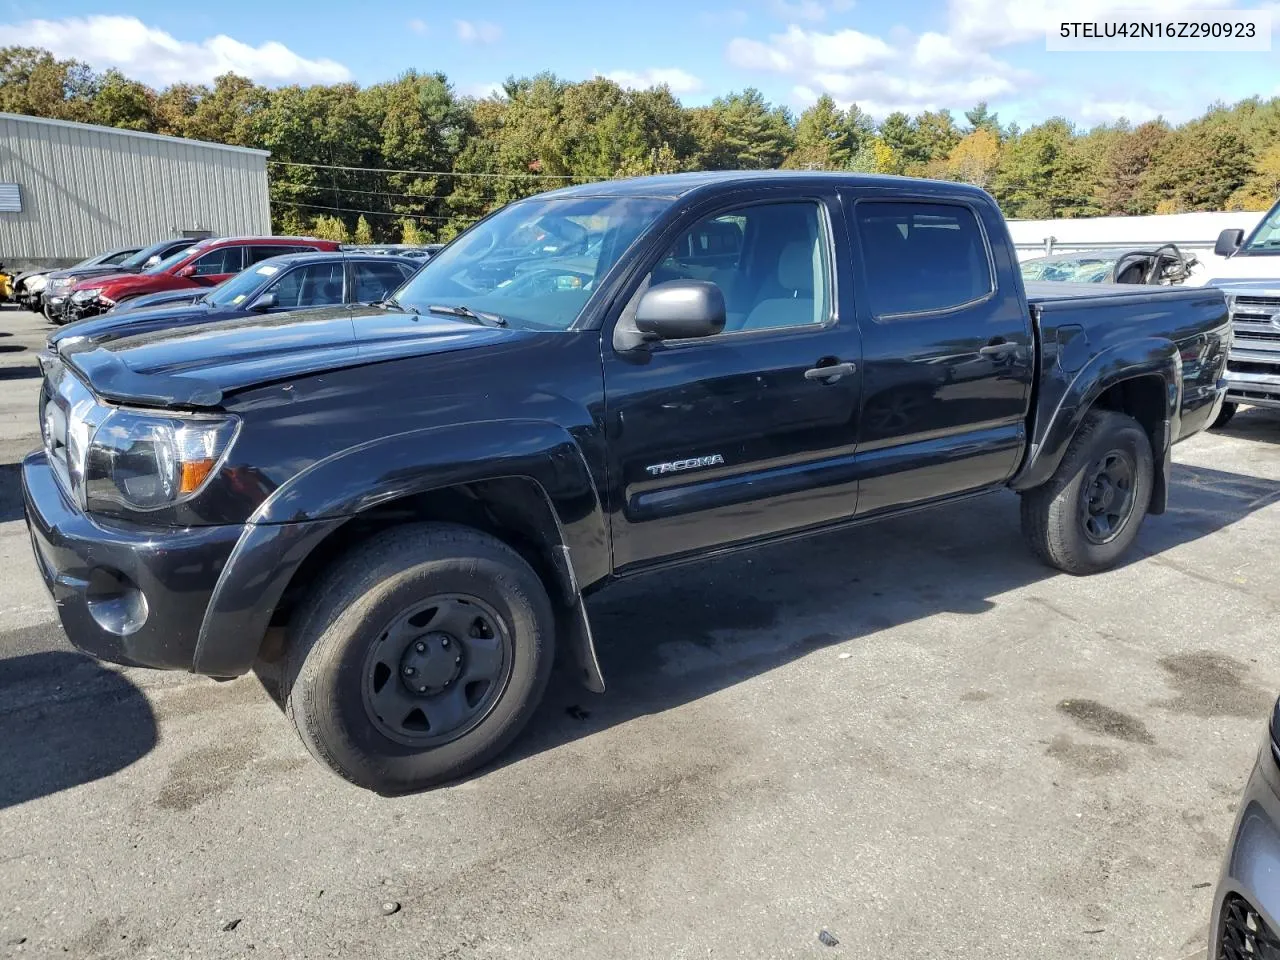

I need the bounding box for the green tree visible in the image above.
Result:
[400,217,426,244]
[354,215,374,244]
[995,118,1089,217]
[91,70,156,131]
[1095,120,1169,214]
[964,101,1002,137]
[311,214,350,242]
[784,95,854,170]
[1140,123,1253,211]
[0,46,98,121]
[693,88,794,169]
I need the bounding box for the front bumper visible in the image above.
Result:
[22,450,244,671]
[1225,370,1280,410]
[1211,737,1280,958]
[63,297,109,322]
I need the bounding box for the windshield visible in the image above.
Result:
[145,245,202,275]
[1243,202,1280,252]
[1020,256,1115,283]
[391,196,668,330]
[120,240,184,270]
[204,261,281,307]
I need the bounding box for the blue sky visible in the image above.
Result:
[3,0,1279,129]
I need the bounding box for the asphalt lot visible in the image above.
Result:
[2,304,1279,959]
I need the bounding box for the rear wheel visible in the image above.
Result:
[1211,401,1237,430]
[282,523,555,793]
[1020,409,1154,575]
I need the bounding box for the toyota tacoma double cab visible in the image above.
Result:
[24,172,1230,794]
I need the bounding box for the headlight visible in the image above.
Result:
[28,275,48,292]
[72,287,103,302]
[82,410,239,513]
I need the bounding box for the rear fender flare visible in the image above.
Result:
[1011,337,1181,499]
[194,419,608,689]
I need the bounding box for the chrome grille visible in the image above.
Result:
[1229,296,1280,359]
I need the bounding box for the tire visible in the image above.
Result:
[1020,409,1154,575]
[1211,401,1237,430]
[282,522,555,793]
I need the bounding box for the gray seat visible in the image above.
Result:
[740,240,818,331]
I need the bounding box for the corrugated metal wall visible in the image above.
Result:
[0,113,271,264]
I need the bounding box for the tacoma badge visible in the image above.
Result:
[645,454,726,476]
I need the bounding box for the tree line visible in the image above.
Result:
[4,45,1280,243]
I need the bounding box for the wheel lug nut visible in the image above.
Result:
[415,642,426,653]
[455,657,461,665]
[418,686,427,694]
[441,637,450,648]
[403,666,415,676]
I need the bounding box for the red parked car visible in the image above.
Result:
[62,236,341,322]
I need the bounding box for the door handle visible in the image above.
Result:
[804,361,857,382]
[979,341,1019,358]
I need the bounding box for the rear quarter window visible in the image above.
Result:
[853,201,994,319]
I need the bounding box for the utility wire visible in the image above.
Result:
[268,159,589,180]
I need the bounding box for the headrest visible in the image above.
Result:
[778,240,815,293]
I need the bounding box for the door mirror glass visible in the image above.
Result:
[1215,228,1244,257]
[634,280,726,341]
[250,291,278,312]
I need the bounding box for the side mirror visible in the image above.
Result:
[176,265,196,279]
[634,280,726,341]
[145,255,161,267]
[1215,229,1244,258]
[249,292,277,312]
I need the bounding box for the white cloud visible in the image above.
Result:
[3,15,351,86]
[728,25,894,72]
[461,80,506,100]
[606,68,704,94]
[455,20,502,43]
[727,22,1022,115]
[770,0,855,20]
[407,18,428,35]
[1077,99,1164,124]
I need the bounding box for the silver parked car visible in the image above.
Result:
[1211,695,1280,959]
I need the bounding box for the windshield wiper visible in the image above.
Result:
[379,297,420,315]
[427,304,508,327]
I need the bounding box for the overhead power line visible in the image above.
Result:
[268,159,588,180]
[274,199,477,223]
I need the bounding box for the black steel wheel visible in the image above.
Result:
[1079,449,1137,545]
[1020,408,1154,575]
[283,522,555,793]
[362,594,513,747]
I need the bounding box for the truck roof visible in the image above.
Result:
[538,170,995,202]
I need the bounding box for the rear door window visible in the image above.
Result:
[853,201,993,318]
[351,261,411,302]
[190,246,244,277]
[245,245,295,266]
[270,262,345,308]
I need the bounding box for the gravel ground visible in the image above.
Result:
[1,304,1278,959]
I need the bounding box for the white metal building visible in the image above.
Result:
[0,112,270,268]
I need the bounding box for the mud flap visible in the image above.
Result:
[1150,417,1171,516]
[550,545,605,693]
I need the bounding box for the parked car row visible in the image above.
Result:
[52,249,422,349]
[14,235,441,325]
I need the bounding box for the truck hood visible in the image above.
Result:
[60,306,524,408]
[49,302,215,349]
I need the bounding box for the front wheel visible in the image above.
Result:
[282,523,556,793]
[1211,401,1237,430]
[1020,409,1154,575]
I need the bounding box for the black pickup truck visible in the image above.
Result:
[23,172,1230,793]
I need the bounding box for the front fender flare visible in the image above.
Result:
[1010,337,1182,497]
[193,419,608,689]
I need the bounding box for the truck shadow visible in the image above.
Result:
[1215,407,1280,447]
[492,461,1280,780]
[0,650,157,809]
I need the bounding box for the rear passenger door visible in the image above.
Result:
[187,246,245,285]
[349,259,414,304]
[269,262,346,310]
[846,195,1033,516]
